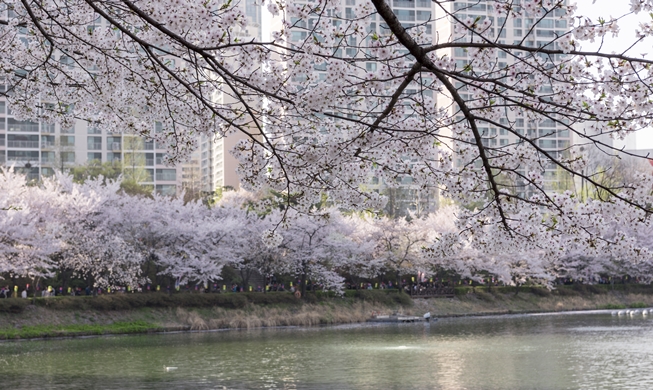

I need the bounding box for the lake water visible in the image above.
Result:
[1,311,652,389]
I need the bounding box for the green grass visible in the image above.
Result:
[0,321,162,340]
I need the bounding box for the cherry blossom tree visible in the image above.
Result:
[1,0,652,266]
[278,208,367,294]
[0,168,58,281]
[368,215,432,289]
[50,173,146,290]
[125,193,246,287]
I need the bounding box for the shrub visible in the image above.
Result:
[454,287,473,295]
[629,302,648,309]
[530,287,551,297]
[302,293,319,304]
[246,292,300,305]
[553,287,579,297]
[0,298,28,313]
[474,290,494,302]
[390,292,413,306]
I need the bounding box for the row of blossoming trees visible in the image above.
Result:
[1,167,652,294]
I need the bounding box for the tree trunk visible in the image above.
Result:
[240,268,251,292]
[300,261,308,298]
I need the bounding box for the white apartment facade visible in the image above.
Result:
[198,0,263,194]
[286,0,440,217]
[0,103,182,195]
[434,0,572,197]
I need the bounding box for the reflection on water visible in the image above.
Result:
[1,312,653,389]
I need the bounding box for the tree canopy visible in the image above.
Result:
[1,0,653,259]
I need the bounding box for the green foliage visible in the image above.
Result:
[120,179,154,198]
[454,287,473,295]
[571,284,608,295]
[530,287,552,297]
[71,160,153,198]
[0,298,29,313]
[553,287,580,297]
[474,290,495,302]
[600,303,627,310]
[71,161,122,184]
[629,302,648,308]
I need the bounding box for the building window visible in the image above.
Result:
[7,134,39,148]
[61,152,75,163]
[144,168,154,182]
[87,136,102,150]
[60,136,75,147]
[107,136,121,151]
[8,118,39,132]
[87,152,102,162]
[7,150,39,162]
[156,169,177,181]
[41,167,55,177]
[41,151,55,163]
[107,152,121,162]
[41,135,55,148]
[41,123,55,133]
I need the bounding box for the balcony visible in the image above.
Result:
[41,141,55,148]
[7,155,35,162]
[8,120,39,132]
[156,169,177,181]
[88,143,102,150]
[145,158,154,166]
[111,143,121,151]
[7,140,39,148]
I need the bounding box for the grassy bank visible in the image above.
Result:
[1,286,653,340]
[0,321,162,340]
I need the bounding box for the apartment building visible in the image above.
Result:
[0,102,182,195]
[0,0,267,195]
[286,0,440,217]
[198,0,263,194]
[434,1,572,197]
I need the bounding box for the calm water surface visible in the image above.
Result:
[1,312,652,389]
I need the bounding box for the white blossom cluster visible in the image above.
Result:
[1,169,653,290]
